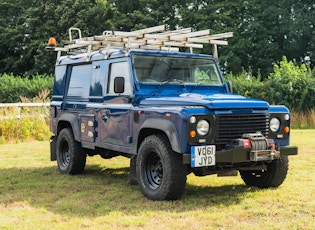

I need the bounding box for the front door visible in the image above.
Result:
[97,60,134,152]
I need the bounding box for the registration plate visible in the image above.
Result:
[191,145,216,167]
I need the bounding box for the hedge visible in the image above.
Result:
[226,56,315,112]
[0,73,53,103]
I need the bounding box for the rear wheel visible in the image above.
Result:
[56,128,86,175]
[240,156,289,188]
[137,134,187,200]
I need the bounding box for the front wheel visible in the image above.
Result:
[240,156,289,188]
[56,128,86,175]
[137,134,187,200]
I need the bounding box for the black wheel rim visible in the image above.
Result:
[248,170,264,178]
[145,152,163,190]
[60,138,70,167]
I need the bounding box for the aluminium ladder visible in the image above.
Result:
[47,25,233,62]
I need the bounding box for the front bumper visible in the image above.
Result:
[183,145,298,165]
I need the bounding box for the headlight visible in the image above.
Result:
[196,120,209,136]
[270,117,280,132]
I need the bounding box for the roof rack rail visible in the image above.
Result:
[46,25,233,63]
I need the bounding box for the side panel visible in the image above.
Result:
[79,113,97,143]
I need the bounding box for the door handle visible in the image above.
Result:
[102,114,109,121]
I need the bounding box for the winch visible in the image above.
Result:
[228,132,280,161]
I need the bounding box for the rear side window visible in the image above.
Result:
[67,64,92,100]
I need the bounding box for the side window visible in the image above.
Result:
[53,65,67,97]
[107,62,131,95]
[67,64,92,100]
[90,62,106,97]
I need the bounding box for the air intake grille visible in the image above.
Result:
[216,114,269,145]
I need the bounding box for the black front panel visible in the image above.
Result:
[215,114,269,145]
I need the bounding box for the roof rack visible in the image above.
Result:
[46,25,233,62]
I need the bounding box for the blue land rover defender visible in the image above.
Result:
[48,26,298,200]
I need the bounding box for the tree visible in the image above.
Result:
[284,0,315,65]
[0,1,26,75]
[0,0,314,76]
[177,0,315,77]
[0,0,111,76]
[177,1,250,74]
[34,0,115,75]
[104,0,184,30]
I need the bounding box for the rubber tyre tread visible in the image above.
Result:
[56,128,86,175]
[137,134,187,200]
[240,156,289,188]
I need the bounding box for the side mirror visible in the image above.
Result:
[114,77,125,94]
[228,80,233,93]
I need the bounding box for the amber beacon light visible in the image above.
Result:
[48,37,57,46]
[46,37,57,51]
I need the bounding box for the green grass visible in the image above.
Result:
[0,130,314,229]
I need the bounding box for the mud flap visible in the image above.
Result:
[50,136,57,161]
[130,155,138,185]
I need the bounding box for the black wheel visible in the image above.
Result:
[240,156,289,188]
[136,134,187,200]
[56,128,86,175]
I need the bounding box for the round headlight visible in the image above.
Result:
[196,120,209,136]
[270,118,280,132]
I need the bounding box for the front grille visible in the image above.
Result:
[215,114,269,145]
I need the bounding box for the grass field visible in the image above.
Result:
[0,129,314,229]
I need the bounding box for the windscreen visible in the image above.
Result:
[132,55,222,85]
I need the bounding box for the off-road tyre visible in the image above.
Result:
[56,128,86,175]
[240,156,289,188]
[137,134,187,200]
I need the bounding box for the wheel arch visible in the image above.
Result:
[137,118,181,153]
[57,113,81,142]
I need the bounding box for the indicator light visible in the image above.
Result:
[283,126,290,133]
[190,131,196,138]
